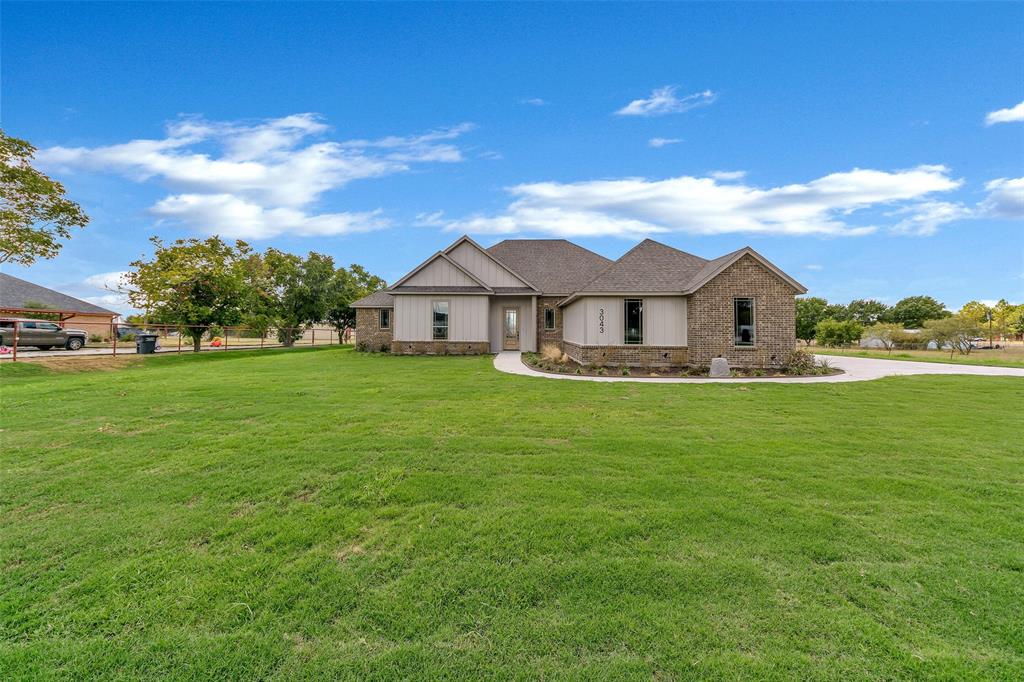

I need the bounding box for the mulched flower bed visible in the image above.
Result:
[521,353,843,379]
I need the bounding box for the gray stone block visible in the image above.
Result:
[709,357,730,377]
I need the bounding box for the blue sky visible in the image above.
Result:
[3,2,1022,312]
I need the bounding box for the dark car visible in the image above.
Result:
[0,318,88,350]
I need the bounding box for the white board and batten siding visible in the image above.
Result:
[488,296,537,353]
[393,295,489,342]
[562,296,687,346]
[402,258,480,288]
[447,241,529,288]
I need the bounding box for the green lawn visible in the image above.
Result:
[815,345,1024,368]
[2,347,1023,679]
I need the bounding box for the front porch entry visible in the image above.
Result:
[502,307,520,350]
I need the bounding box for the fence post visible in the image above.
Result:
[225,326,228,351]
[11,321,18,362]
[178,328,182,353]
[312,328,315,347]
[112,323,117,358]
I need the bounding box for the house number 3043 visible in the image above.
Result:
[598,308,605,334]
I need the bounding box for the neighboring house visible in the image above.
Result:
[352,235,806,367]
[0,272,119,339]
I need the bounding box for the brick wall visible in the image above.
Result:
[536,296,564,351]
[562,340,688,367]
[686,254,797,368]
[355,308,393,351]
[390,340,490,355]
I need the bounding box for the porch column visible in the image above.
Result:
[529,296,537,352]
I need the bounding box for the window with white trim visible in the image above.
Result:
[734,298,755,346]
[379,309,391,330]
[544,307,555,330]
[432,301,449,340]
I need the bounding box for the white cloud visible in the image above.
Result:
[151,194,388,239]
[37,114,473,239]
[441,165,965,239]
[984,100,1024,125]
[615,86,716,117]
[83,271,129,291]
[804,264,823,271]
[889,201,972,236]
[648,137,682,148]
[979,177,1024,218]
[709,170,747,181]
[520,98,547,106]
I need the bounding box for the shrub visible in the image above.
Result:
[924,315,981,357]
[815,318,862,347]
[88,333,104,343]
[120,333,136,343]
[786,348,816,373]
[379,343,390,353]
[596,367,607,376]
[620,366,630,376]
[355,341,369,352]
[540,343,564,363]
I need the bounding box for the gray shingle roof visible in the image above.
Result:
[0,272,117,315]
[487,239,612,294]
[350,289,394,308]
[576,239,710,293]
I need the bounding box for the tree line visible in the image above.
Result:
[797,295,1024,355]
[123,236,385,352]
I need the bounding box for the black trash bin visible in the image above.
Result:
[136,333,159,354]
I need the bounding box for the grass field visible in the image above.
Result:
[815,345,1024,369]
[2,347,1023,679]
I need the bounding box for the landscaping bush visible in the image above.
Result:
[815,318,862,347]
[786,348,817,372]
[88,333,105,343]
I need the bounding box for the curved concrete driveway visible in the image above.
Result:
[494,351,1024,384]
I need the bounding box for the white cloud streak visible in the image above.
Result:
[37,113,473,239]
[441,165,966,239]
[979,177,1024,218]
[984,100,1024,125]
[648,137,682,148]
[615,86,716,117]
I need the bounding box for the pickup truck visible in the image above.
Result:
[0,318,88,350]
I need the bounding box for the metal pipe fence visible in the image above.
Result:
[0,320,354,362]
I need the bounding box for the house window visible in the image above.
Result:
[432,301,449,340]
[624,299,643,345]
[379,309,391,330]
[734,298,755,346]
[544,307,556,330]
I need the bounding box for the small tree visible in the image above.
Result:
[0,131,90,265]
[861,322,903,355]
[796,297,829,346]
[325,264,386,343]
[124,236,251,351]
[924,315,981,358]
[815,318,863,347]
[886,295,949,328]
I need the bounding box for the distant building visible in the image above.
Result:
[0,272,119,339]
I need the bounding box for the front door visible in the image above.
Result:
[503,307,520,350]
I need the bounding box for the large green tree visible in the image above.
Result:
[124,237,251,351]
[885,296,949,328]
[325,264,387,342]
[259,250,337,346]
[795,297,829,345]
[0,130,89,265]
[846,299,890,326]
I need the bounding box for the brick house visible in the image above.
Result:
[352,235,806,367]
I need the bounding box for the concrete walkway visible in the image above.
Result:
[493,351,1024,384]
